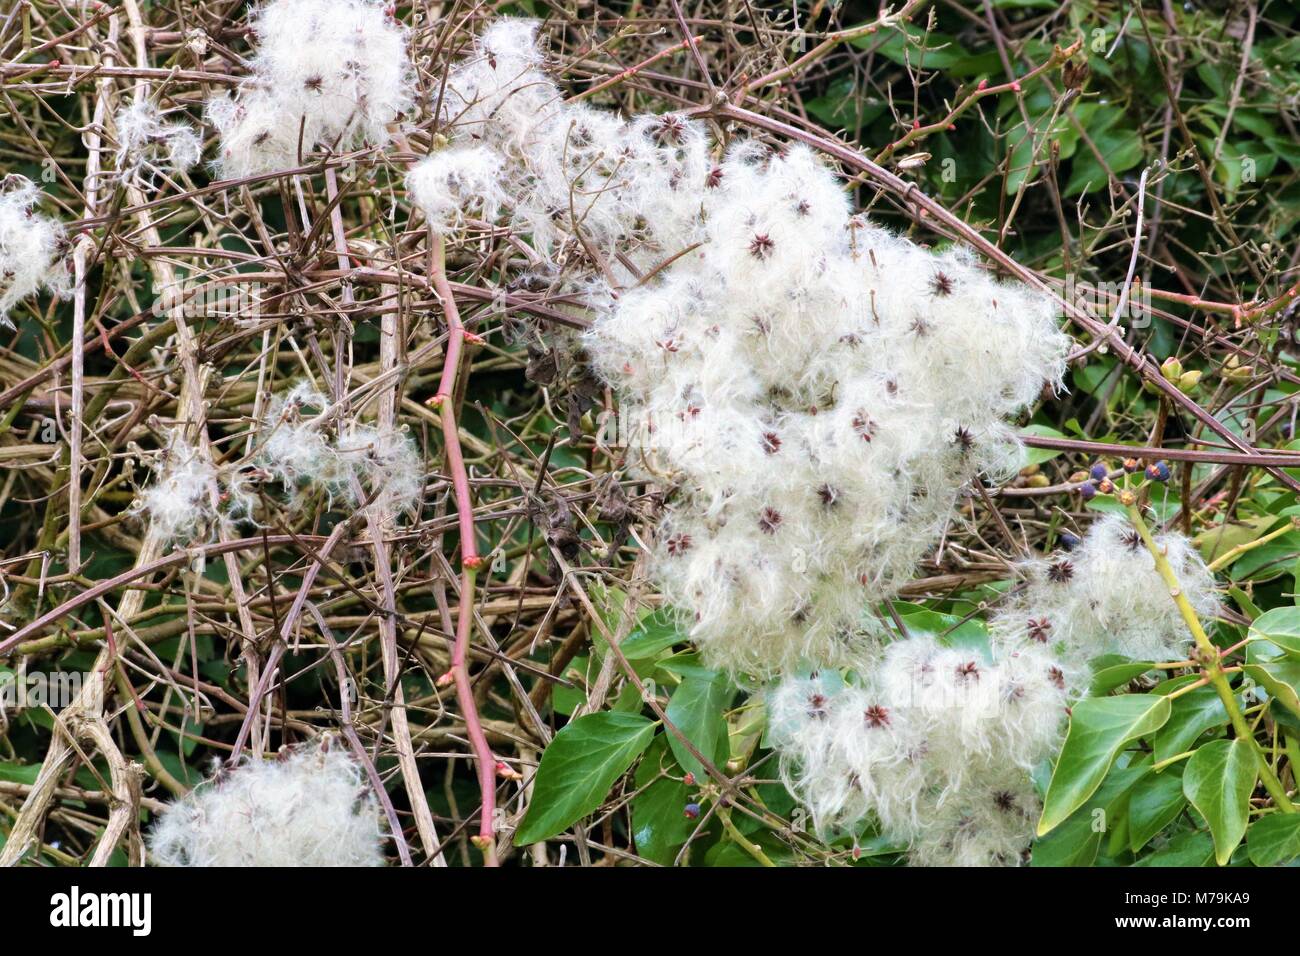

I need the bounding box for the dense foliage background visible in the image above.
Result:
[2,0,1300,866]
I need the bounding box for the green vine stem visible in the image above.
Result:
[1126,503,1295,812]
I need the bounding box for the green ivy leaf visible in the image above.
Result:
[514,712,656,845]
[620,608,687,661]
[664,670,732,782]
[1020,424,1069,465]
[1153,686,1229,762]
[1064,127,1144,196]
[1249,606,1300,658]
[1032,764,1148,867]
[1183,738,1257,865]
[1246,813,1300,866]
[1038,694,1171,835]
[1244,660,1300,717]
[1089,658,1155,696]
[1128,768,1187,852]
[1132,829,1215,867]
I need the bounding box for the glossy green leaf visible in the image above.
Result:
[630,738,697,866]
[1153,686,1229,762]
[1249,606,1300,658]
[1183,738,1256,865]
[620,608,687,660]
[1033,765,1148,867]
[1244,660,1300,717]
[1039,694,1171,835]
[514,712,656,845]
[1020,424,1069,465]
[1089,659,1155,697]
[664,670,731,782]
[1247,813,1300,866]
[1132,829,1215,867]
[1128,768,1187,852]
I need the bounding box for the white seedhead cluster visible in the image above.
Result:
[113,100,203,182]
[769,627,1071,865]
[418,21,1070,677]
[995,513,1218,664]
[207,0,412,177]
[589,161,1070,676]
[0,175,69,326]
[258,383,424,516]
[134,431,219,543]
[149,738,384,866]
[409,19,709,270]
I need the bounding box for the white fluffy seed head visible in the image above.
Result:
[406,145,505,234]
[209,0,412,177]
[583,138,1070,677]
[995,513,1218,664]
[0,175,69,326]
[135,431,218,544]
[258,383,423,516]
[113,100,202,181]
[428,21,1071,678]
[768,630,1070,861]
[148,737,385,867]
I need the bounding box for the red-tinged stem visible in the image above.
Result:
[429,231,481,569]
[428,229,496,863]
[452,566,497,863]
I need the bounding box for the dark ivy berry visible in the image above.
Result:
[1089,462,1107,481]
[1096,477,1114,495]
[1145,460,1171,482]
[683,803,701,820]
[1058,532,1081,551]
[1123,458,1141,473]
[1079,480,1098,501]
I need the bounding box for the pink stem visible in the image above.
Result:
[428,229,496,863]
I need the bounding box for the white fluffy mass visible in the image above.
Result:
[426,19,710,262]
[135,431,219,543]
[114,100,202,181]
[407,144,505,234]
[768,625,1072,865]
[994,513,1218,664]
[429,20,1071,677]
[0,175,68,326]
[207,0,412,177]
[258,382,423,515]
[149,738,384,866]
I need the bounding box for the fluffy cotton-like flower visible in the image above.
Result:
[995,513,1218,664]
[0,176,68,325]
[428,22,1070,677]
[209,0,411,177]
[135,431,218,543]
[258,383,424,515]
[908,772,1041,867]
[585,141,1070,677]
[406,145,505,234]
[769,630,1070,862]
[337,422,424,515]
[114,100,202,181]
[434,21,710,268]
[148,738,384,866]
